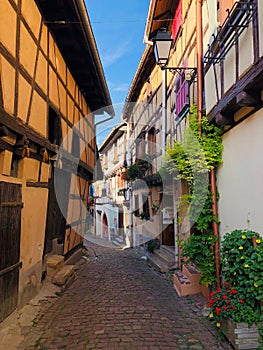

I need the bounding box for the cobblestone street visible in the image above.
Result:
[20,243,232,350]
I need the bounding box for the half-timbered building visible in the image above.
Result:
[203,0,263,237]
[0,0,113,321]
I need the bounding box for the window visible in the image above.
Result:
[217,0,235,24]
[48,107,62,146]
[134,194,139,217]
[136,135,145,159]
[142,193,150,220]
[72,129,80,158]
[175,71,189,117]
[148,127,156,155]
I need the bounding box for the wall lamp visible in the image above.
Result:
[153,28,197,81]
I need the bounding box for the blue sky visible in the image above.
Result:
[86,0,149,105]
[85,1,149,145]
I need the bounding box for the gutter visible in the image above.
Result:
[143,0,157,46]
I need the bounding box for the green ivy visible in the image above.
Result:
[163,104,223,185]
[161,104,223,287]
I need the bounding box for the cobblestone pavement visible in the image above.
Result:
[20,244,232,350]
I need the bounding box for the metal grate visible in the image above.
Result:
[204,1,256,64]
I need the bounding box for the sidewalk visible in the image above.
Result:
[1,243,232,349]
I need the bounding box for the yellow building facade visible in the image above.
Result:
[0,0,113,321]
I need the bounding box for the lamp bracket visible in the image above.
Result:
[161,66,197,81]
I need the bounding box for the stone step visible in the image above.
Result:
[154,246,175,267]
[46,255,65,277]
[52,265,75,286]
[112,236,126,247]
[173,270,201,297]
[161,245,176,255]
[182,264,201,285]
[146,252,169,273]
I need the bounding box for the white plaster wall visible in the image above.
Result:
[204,64,220,114]
[239,23,254,77]
[223,45,236,94]
[203,0,217,50]
[217,109,263,238]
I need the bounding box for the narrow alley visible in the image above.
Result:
[19,243,231,350]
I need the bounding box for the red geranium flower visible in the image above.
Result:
[215,307,221,315]
[230,289,237,294]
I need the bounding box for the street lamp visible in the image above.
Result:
[153,28,197,80]
[153,28,173,67]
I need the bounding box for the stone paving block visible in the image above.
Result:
[17,244,233,350]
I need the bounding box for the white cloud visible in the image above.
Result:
[113,83,129,92]
[102,40,131,67]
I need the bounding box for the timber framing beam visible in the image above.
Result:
[209,57,263,125]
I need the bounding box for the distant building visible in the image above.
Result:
[94,122,130,246]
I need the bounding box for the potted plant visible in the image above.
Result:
[207,229,263,349]
[151,204,159,213]
[139,211,146,220]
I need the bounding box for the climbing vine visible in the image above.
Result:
[161,104,223,287]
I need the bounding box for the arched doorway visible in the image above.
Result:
[102,213,108,238]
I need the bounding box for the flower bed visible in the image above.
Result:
[207,229,263,348]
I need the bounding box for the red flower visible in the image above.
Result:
[240,300,244,303]
[222,295,227,299]
[223,306,227,310]
[216,289,221,293]
[230,289,237,294]
[208,291,214,298]
[215,307,221,315]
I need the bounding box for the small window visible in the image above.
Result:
[142,193,150,220]
[48,107,62,146]
[134,194,140,217]
[148,127,156,155]
[175,72,189,117]
[72,130,80,158]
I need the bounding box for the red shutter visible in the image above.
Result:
[172,0,182,40]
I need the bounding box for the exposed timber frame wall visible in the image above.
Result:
[0,0,98,309]
[203,0,263,239]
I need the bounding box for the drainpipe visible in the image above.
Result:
[196,0,220,288]
[196,0,203,136]
[126,121,134,247]
[211,168,220,288]
[161,69,167,156]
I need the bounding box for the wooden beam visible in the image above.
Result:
[215,113,234,126]
[0,108,56,152]
[236,90,260,107]
[208,56,263,120]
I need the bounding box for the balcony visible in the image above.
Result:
[204,1,256,65]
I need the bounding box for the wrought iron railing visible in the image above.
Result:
[204,0,256,64]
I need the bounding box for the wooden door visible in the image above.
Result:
[44,168,70,254]
[0,182,22,322]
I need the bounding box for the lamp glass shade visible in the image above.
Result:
[153,30,172,66]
